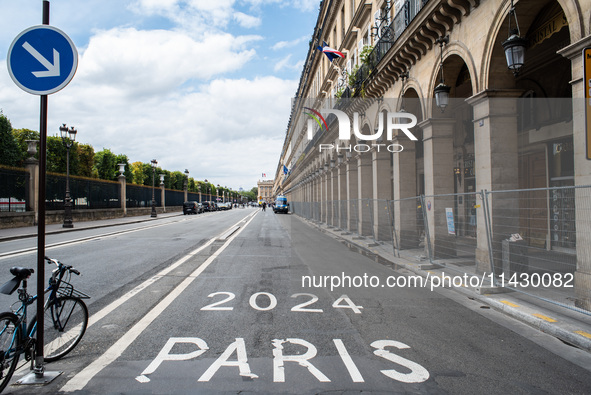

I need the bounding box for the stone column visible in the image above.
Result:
[393,137,418,249]
[24,140,39,224]
[346,153,358,232]
[357,152,373,237]
[119,174,127,216]
[468,90,522,274]
[419,118,456,259]
[320,168,330,225]
[559,36,591,310]
[337,155,347,229]
[372,146,393,241]
[330,161,338,227]
[160,179,166,213]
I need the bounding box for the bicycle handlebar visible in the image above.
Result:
[44,256,80,275]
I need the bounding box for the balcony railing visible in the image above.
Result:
[352,0,430,97]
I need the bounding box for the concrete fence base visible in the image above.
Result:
[0,206,182,229]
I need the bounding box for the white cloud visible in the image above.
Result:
[274,54,293,72]
[271,35,309,51]
[77,28,261,96]
[242,0,319,12]
[233,12,262,28]
[129,0,237,32]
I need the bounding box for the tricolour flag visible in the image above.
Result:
[262,173,266,178]
[317,41,345,62]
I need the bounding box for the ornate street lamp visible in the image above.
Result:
[434,36,450,112]
[184,169,189,190]
[59,124,77,228]
[150,159,157,217]
[502,0,527,75]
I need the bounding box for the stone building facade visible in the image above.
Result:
[274,0,591,310]
[257,179,274,204]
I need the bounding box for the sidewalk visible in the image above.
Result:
[299,217,591,354]
[0,211,184,243]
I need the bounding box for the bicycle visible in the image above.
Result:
[0,256,89,392]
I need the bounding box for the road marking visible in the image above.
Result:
[60,210,258,392]
[575,330,591,339]
[500,300,519,308]
[533,314,557,323]
[333,339,364,382]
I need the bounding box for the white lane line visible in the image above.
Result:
[60,210,258,392]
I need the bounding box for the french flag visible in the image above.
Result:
[317,41,344,62]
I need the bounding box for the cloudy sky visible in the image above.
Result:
[0,0,318,190]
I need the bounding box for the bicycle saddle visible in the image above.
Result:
[10,267,34,280]
[0,267,34,295]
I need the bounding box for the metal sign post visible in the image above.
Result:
[585,47,591,159]
[6,0,77,385]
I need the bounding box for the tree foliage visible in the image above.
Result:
[93,149,119,180]
[0,113,20,166]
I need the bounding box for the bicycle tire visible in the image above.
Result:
[0,312,21,393]
[31,296,88,362]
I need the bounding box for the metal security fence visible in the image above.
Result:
[483,186,586,312]
[165,189,185,207]
[46,173,120,210]
[187,192,202,202]
[0,166,29,211]
[291,184,591,315]
[126,183,160,208]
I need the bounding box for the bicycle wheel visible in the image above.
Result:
[34,296,88,362]
[0,312,21,393]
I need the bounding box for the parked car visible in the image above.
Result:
[183,201,201,215]
[273,196,289,214]
[202,201,215,212]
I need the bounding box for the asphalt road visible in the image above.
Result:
[0,208,590,394]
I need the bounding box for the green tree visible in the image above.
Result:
[0,113,20,167]
[77,144,95,177]
[170,171,185,190]
[93,148,119,180]
[130,162,147,185]
[46,136,81,175]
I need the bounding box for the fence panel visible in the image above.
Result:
[165,189,185,207]
[484,186,587,314]
[0,167,28,212]
[46,173,120,210]
[127,183,161,208]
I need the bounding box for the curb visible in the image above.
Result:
[0,213,184,243]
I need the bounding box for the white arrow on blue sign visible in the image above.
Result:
[7,25,78,95]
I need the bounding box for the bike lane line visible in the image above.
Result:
[59,210,259,392]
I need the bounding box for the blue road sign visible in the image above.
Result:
[7,25,78,95]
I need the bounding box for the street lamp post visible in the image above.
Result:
[59,124,77,228]
[150,159,157,217]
